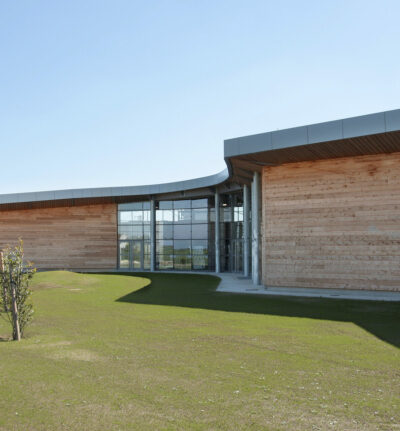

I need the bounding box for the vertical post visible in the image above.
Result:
[243,184,250,277]
[251,172,260,285]
[150,198,156,272]
[215,191,220,273]
[230,195,234,272]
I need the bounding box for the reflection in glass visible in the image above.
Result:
[119,242,130,268]
[173,225,191,239]
[119,211,133,224]
[143,210,151,223]
[159,201,173,209]
[156,209,173,223]
[143,225,150,239]
[157,254,173,269]
[157,224,173,239]
[192,208,208,223]
[119,202,143,211]
[174,240,191,255]
[192,224,208,239]
[132,225,143,239]
[132,241,142,269]
[174,255,191,270]
[118,226,133,240]
[174,208,192,224]
[157,240,173,254]
[143,254,151,270]
[192,240,208,254]
[192,255,208,269]
[143,241,151,255]
[132,211,144,223]
[192,198,208,208]
[174,200,191,209]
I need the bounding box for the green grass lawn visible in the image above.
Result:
[0,271,399,431]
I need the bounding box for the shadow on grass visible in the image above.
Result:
[110,272,400,349]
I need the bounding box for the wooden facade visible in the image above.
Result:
[262,151,400,291]
[0,203,117,269]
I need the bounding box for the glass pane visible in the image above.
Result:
[192,240,208,254]
[192,198,208,208]
[192,255,208,270]
[119,242,130,268]
[174,208,191,224]
[174,200,191,209]
[143,254,150,270]
[157,240,173,255]
[234,207,243,222]
[157,254,173,270]
[143,202,150,210]
[143,225,150,239]
[209,208,216,222]
[231,223,243,239]
[132,211,144,223]
[119,202,142,211]
[222,207,232,222]
[156,210,173,223]
[174,255,191,270]
[132,225,143,239]
[174,240,191,255]
[159,201,173,209]
[192,208,208,223]
[119,211,133,224]
[157,224,173,239]
[173,224,191,239]
[132,241,142,269]
[118,225,133,240]
[143,210,151,223]
[143,240,151,255]
[192,224,208,239]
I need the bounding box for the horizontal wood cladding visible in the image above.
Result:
[0,204,117,269]
[262,152,400,291]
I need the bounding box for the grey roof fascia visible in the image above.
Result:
[224,108,400,158]
[0,169,229,206]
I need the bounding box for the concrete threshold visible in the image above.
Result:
[216,273,400,302]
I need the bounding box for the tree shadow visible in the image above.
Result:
[112,272,400,349]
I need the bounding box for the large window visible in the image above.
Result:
[117,193,244,272]
[219,193,245,273]
[118,202,151,270]
[156,198,214,271]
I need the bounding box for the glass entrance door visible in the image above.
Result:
[131,240,143,269]
[119,241,130,269]
[119,240,147,270]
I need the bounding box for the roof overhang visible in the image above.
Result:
[224,109,400,184]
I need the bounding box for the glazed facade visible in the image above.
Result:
[117,192,246,272]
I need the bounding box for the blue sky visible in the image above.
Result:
[1,0,400,193]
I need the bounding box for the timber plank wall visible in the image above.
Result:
[0,203,117,269]
[262,151,400,291]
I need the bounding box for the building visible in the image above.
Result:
[0,109,399,292]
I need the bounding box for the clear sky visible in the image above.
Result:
[1,0,400,193]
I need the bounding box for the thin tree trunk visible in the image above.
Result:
[0,252,21,341]
[0,253,8,312]
[10,279,21,341]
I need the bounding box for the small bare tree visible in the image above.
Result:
[0,240,36,340]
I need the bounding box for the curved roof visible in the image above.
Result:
[1,108,400,208]
[0,169,229,206]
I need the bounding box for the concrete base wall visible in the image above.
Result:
[0,203,117,269]
[262,152,400,291]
